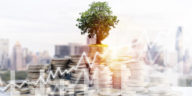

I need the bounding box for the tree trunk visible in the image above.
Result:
[96,34,101,44]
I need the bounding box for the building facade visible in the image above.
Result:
[0,39,9,69]
[12,42,24,71]
[55,43,89,58]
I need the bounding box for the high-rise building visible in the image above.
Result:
[55,45,70,58]
[183,50,190,74]
[175,26,184,63]
[36,51,51,64]
[12,42,24,71]
[54,43,89,58]
[69,43,89,56]
[69,43,81,56]
[23,48,32,65]
[146,42,164,66]
[0,39,9,69]
[175,26,184,73]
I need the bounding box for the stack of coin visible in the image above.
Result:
[65,84,76,96]
[49,58,71,81]
[110,62,122,89]
[110,62,131,89]
[120,64,136,96]
[149,73,170,87]
[147,72,182,96]
[147,87,182,96]
[98,88,121,96]
[127,60,147,81]
[69,55,89,83]
[74,84,89,95]
[68,55,90,94]
[121,90,136,96]
[50,58,69,76]
[109,56,136,96]
[125,60,148,93]
[120,64,131,89]
[148,86,170,96]
[67,55,88,71]
[48,79,75,96]
[92,65,113,91]
[27,64,47,81]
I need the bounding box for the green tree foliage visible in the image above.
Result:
[0,71,27,82]
[76,1,119,44]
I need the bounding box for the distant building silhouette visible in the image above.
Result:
[12,42,24,71]
[0,39,9,69]
[55,45,70,58]
[23,48,51,65]
[36,51,51,64]
[175,26,184,62]
[54,43,89,58]
[146,42,164,66]
[175,26,184,73]
[69,43,89,56]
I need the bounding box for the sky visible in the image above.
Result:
[0,0,192,56]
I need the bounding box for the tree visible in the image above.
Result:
[76,1,119,44]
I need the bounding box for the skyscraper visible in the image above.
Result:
[23,48,32,65]
[0,39,9,69]
[175,26,183,62]
[69,43,89,56]
[55,45,70,58]
[36,51,51,65]
[12,42,24,71]
[175,26,184,73]
[54,43,89,58]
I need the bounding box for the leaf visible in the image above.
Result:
[76,1,119,44]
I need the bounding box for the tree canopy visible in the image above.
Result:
[76,1,119,44]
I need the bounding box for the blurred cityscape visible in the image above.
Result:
[0,26,191,96]
[0,26,191,87]
[0,40,51,71]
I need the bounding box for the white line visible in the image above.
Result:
[2,52,105,92]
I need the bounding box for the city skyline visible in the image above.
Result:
[0,40,51,70]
